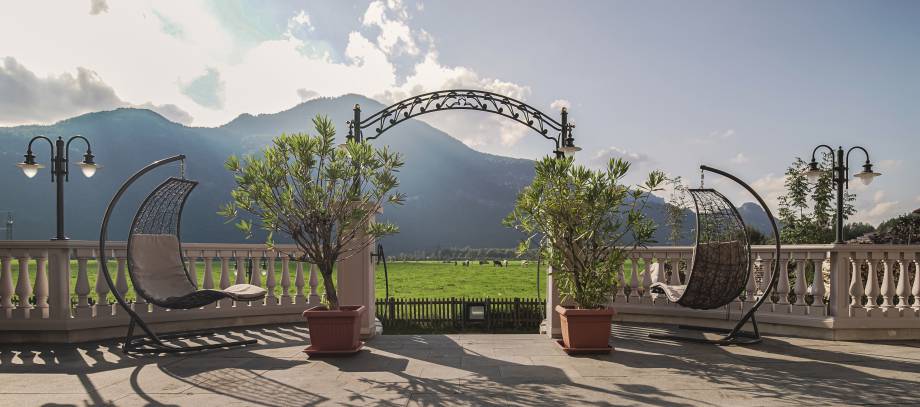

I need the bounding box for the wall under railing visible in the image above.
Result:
[544,244,920,341]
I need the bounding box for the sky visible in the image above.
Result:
[1,0,918,225]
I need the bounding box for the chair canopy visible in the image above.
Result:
[651,188,751,310]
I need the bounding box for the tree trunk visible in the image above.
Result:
[319,266,339,310]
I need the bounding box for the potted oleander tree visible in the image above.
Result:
[505,156,663,353]
[220,115,405,354]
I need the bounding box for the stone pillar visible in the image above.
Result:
[47,247,72,320]
[336,205,379,339]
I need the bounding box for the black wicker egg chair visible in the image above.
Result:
[648,165,781,345]
[99,155,267,354]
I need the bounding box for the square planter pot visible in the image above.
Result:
[303,305,366,356]
[555,305,615,354]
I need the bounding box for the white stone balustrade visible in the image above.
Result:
[2,241,919,343]
[548,244,920,341]
[0,240,329,343]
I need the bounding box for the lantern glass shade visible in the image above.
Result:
[17,162,44,178]
[854,170,880,186]
[78,161,100,178]
[559,144,582,153]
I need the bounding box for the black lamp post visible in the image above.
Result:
[803,145,880,244]
[17,135,100,240]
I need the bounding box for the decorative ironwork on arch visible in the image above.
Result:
[346,89,579,156]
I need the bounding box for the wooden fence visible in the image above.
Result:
[375,297,544,332]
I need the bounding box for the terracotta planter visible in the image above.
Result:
[302,305,366,355]
[555,305,615,353]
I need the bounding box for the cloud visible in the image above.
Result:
[873,190,886,203]
[590,146,650,168]
[747,173,787,214]
[180,67,226,109]
[290,10,314,33]
[0,1,544,155]
[0,57,194,126]
[730,152,749,164]
[89,0,108,15]
[691,129,735,144]
[0,57,122,124]
[550,99,571,111]
[132,102,194,125]
[878,159,902,173]
[362,0,419,56]
[297,89,319,101]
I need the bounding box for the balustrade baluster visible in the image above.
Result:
[864,259,881,311]
[668,257,681,286]
[265,252,277,305]
[309,264,320,304]
[235,254,246,285]
[615,263,627,303]
[849,257,864,309]
[776,255,790,309]
[295,261,306,304]
[0,254,12,318]
[250,252,263,288]
[280,256,291,305]
[217,254,230,308]
[744,255,756,312]
[202,252,214,289]
[895,258,910,311]
[792,257,807,309]
[219,256,231,290]
[34,254,49,318]
[911,259,920,312]
[15,254,33,319]
[74,256,91,318]
[115,253,129,301]
[94,252,111,318]
[807,254,828,316]
[880,257,895,310]
[641,255,652,304]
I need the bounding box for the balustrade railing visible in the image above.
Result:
[550,244,920,339]
[0,240,323,340]
[2,240,919,342]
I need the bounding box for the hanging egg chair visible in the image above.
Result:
[649,165,781,345]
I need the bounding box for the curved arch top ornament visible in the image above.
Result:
[346,89,580,157]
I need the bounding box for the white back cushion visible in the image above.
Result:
[129,234,195,303]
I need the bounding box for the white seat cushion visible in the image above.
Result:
[222,284,268,301]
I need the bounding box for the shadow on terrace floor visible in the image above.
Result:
[2,322,920,406]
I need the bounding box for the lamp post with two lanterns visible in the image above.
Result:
[803,145,880,244]
[17,135,100,240]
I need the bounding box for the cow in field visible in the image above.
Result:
[463,260,470,266]
[502,260,508,267]
[521,260,528,267]
[493,260,503,267]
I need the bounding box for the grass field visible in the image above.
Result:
[7,259,547,304]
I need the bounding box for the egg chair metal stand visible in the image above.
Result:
[98,155,266,354]
[648,165,781,346]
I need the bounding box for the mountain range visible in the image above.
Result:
[0,95,774,253]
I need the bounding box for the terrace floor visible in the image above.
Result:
[2,323,920,406]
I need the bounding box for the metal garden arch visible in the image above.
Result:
[345,89,581,157]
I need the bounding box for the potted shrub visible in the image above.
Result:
[220,115,405,355]
[505,156,663,353]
